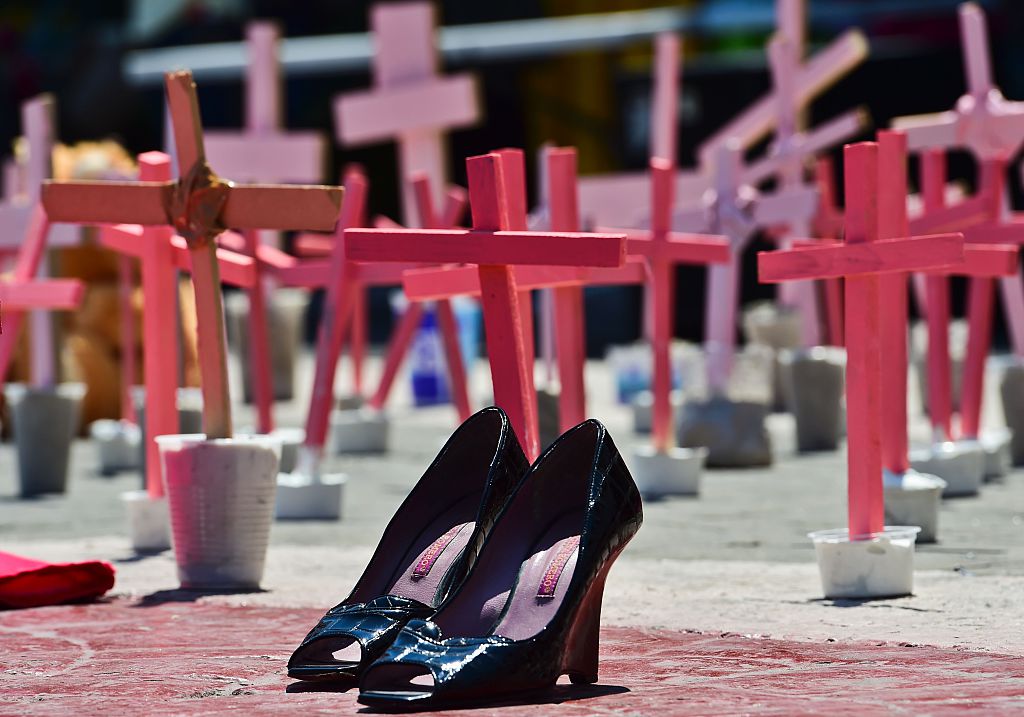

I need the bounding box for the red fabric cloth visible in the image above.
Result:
[0,551,115,609]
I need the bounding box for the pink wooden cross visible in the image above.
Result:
[42,71,342,441]
[403,147,649,433]
[100,155,259,497]
[334,2,477,224]
[760,141,964,537]
[345,150,626,459]
[892,1,1024,358]
[909,149,1019,443]
[603,159,730,453]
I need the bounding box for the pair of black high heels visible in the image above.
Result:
[287,406,643,708]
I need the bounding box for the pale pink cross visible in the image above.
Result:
[892,1,1024,358]
[98,152,259,498]
[908,149,1020,443]
[0,95,79,389]
[403,147,649,434]
[346,150,626,460]
[674,143,818,393]
[745,33,867,347]
[199,21,326,434]
[760,141,964,537]
[334,2,478,225]
[0,205,84,386]
[810,156,845,345]
[42,70,343,443]
[602,159,730,453]
[204,21,325,184]
[697,21,867,168]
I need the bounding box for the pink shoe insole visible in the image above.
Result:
[492,516,581,641]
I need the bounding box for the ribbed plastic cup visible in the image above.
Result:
[158,433,281,589]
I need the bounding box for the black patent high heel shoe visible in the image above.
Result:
[358,419,643,708]
[287,406,528,683]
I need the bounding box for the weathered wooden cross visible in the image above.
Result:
[97,152,258,498]
[760,141,964,537]
[42,70,342,444]
[334,1,477,224]
[346,150,626,459]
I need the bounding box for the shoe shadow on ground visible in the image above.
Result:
[133,587,268,607]
[286,681,357,694]
[349,684,630,713]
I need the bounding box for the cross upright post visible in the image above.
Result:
[346,150,626,459]
[42,70,343,441]
[760,141,965,537]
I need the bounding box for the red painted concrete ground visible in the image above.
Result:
[2,599,1023,716]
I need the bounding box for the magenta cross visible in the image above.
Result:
[345,150,625,459]
[760,141,964,537]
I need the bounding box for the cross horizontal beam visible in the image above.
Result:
[335,77,477,144]
[623,232,730,264]
[930,242,1018,277]
[0,279,84,310]
[41,181,342,232]
[101,224,257,287]
[402,256,647,300]
[759,232,963,282]
[344,228,625,266]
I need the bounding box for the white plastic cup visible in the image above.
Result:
[809,526,921,600]
[158,433,281,589]
[630,445,707,498]
[121,489,171,552]
[91,419,141,475]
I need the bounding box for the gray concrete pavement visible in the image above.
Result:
[2,351,1022,657]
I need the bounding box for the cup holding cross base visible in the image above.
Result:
[91,419,141,475]
[779,346,846,453]
[121,489,172,553]
[629,444,707,499]
[882,469,946,544]
[909,440,985,497]
[330,407,389,454]
[809,526,921,600]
